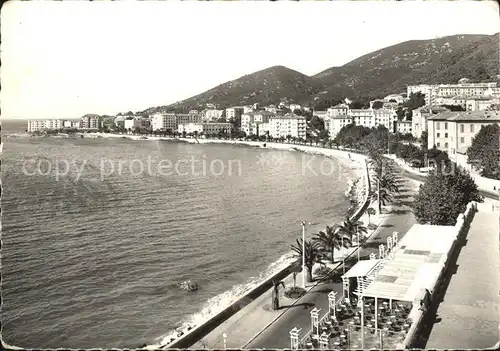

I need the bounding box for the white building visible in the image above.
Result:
[396,120,412,135]
[374,109,397,132]
[264,105,278,113]
[80,115,101,130]
[178,122,232,135]
[27,119,64,132]
[269,113,306,139]
[124,116,150,130]
[204,109,224,121]
[177,112,203,125]
[114,115,126,128]
[151,113,177,131]
[225,107,244,121]
[411,106,449,139]
[289,104,302,112]
[241,111,274,136]
[63,119,80,129]
[427,110,500,164]
[327,104,349,118]
[328,116,353,139]
[383,94,405,104]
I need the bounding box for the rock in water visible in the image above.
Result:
[178,280,198,291]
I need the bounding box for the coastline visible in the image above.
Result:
[140,138,370,349]
[21,131,370,348]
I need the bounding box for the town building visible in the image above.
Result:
[114,116,126,129]
[327,104,349,118]
[328,116,353,139]
[289,104,302,112]
[374,109,397,132]
[243,105,254,113]
[268,113,306,139]
[225,106,244,121]
[427,110,500,164]
[241,111,275,136]
[411,106,449,139]
[64,119,80,129]
[124,116,150,130]
[151,112,177,131]
[264,105,278,113]
[79,115,101,130]
[204,109,224,121]
[27,119,65,132]
[396,120,412,135]
[178,122,232,135]
[177,112,203,125]
[465,97,500,112]
[383,94,405,104]
[408,80,498,106]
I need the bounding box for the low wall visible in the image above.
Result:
[402,201,478,348]
[165,147,372,349]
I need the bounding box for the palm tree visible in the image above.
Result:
[370,187,393,213]
[271,280,285,310]
[291,239,324,282]
[312,224,350,263]
[338,217,367,246]
[367,207,376,224]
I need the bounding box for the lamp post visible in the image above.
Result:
[301,221,310,288]
[341,235,346,274]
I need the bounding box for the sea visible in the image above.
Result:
[1,119,356,349]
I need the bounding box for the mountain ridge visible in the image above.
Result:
[138,33,499,114]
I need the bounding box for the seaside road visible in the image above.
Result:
[244,177,420,349]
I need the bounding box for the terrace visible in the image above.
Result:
[288,223,460,350]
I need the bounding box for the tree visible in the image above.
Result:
[367,207,376,224]
[466,123,500,179]
[403,92,426,110]
[338,217,367,246]
[412,166,483,225]
[291,239,324,282]
[421,130,428,150]
[372,101,384,109]
[312,225,349,263]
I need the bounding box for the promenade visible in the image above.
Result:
[243,176,420,349]
[423,199,500,349]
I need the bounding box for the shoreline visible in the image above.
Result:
[15,131,370,348]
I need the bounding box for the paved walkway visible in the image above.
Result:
[425,200,500,349]
[244,177,420,349]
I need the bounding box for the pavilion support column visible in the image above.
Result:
[375,297,378,331]
[360,295,365,349]
[389,298,392,311]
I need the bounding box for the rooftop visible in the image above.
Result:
[359,224,458,302]
[272,113,306,120]
[428,111,500,122]
[342,259,381,279]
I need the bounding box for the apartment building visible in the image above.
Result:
[27,119,65,132]
[408,80,498,106]
[396,120,412,135]
[204,109,224,121]
[327,104,349,118]
[151,113,177,131]
[225,107,244,121]
[124,116,150,130]
[268,113,306,139]
[80,115,101,130]
[374,109,397,132]
[289,104,302,111]
[350,109,375,127]
[411,106,450,139]
[427,110,500,163]
[177,112,203,125]
[64,119,81,129]
[178,122,232,135]
[241,111,275,136]
[466,97,500,112]
[328,116,353,139]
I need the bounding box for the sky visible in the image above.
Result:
[1,1,499,120]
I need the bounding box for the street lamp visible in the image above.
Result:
[341,235,346,274]
[357,231,361,262]
[301,221,311,288]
